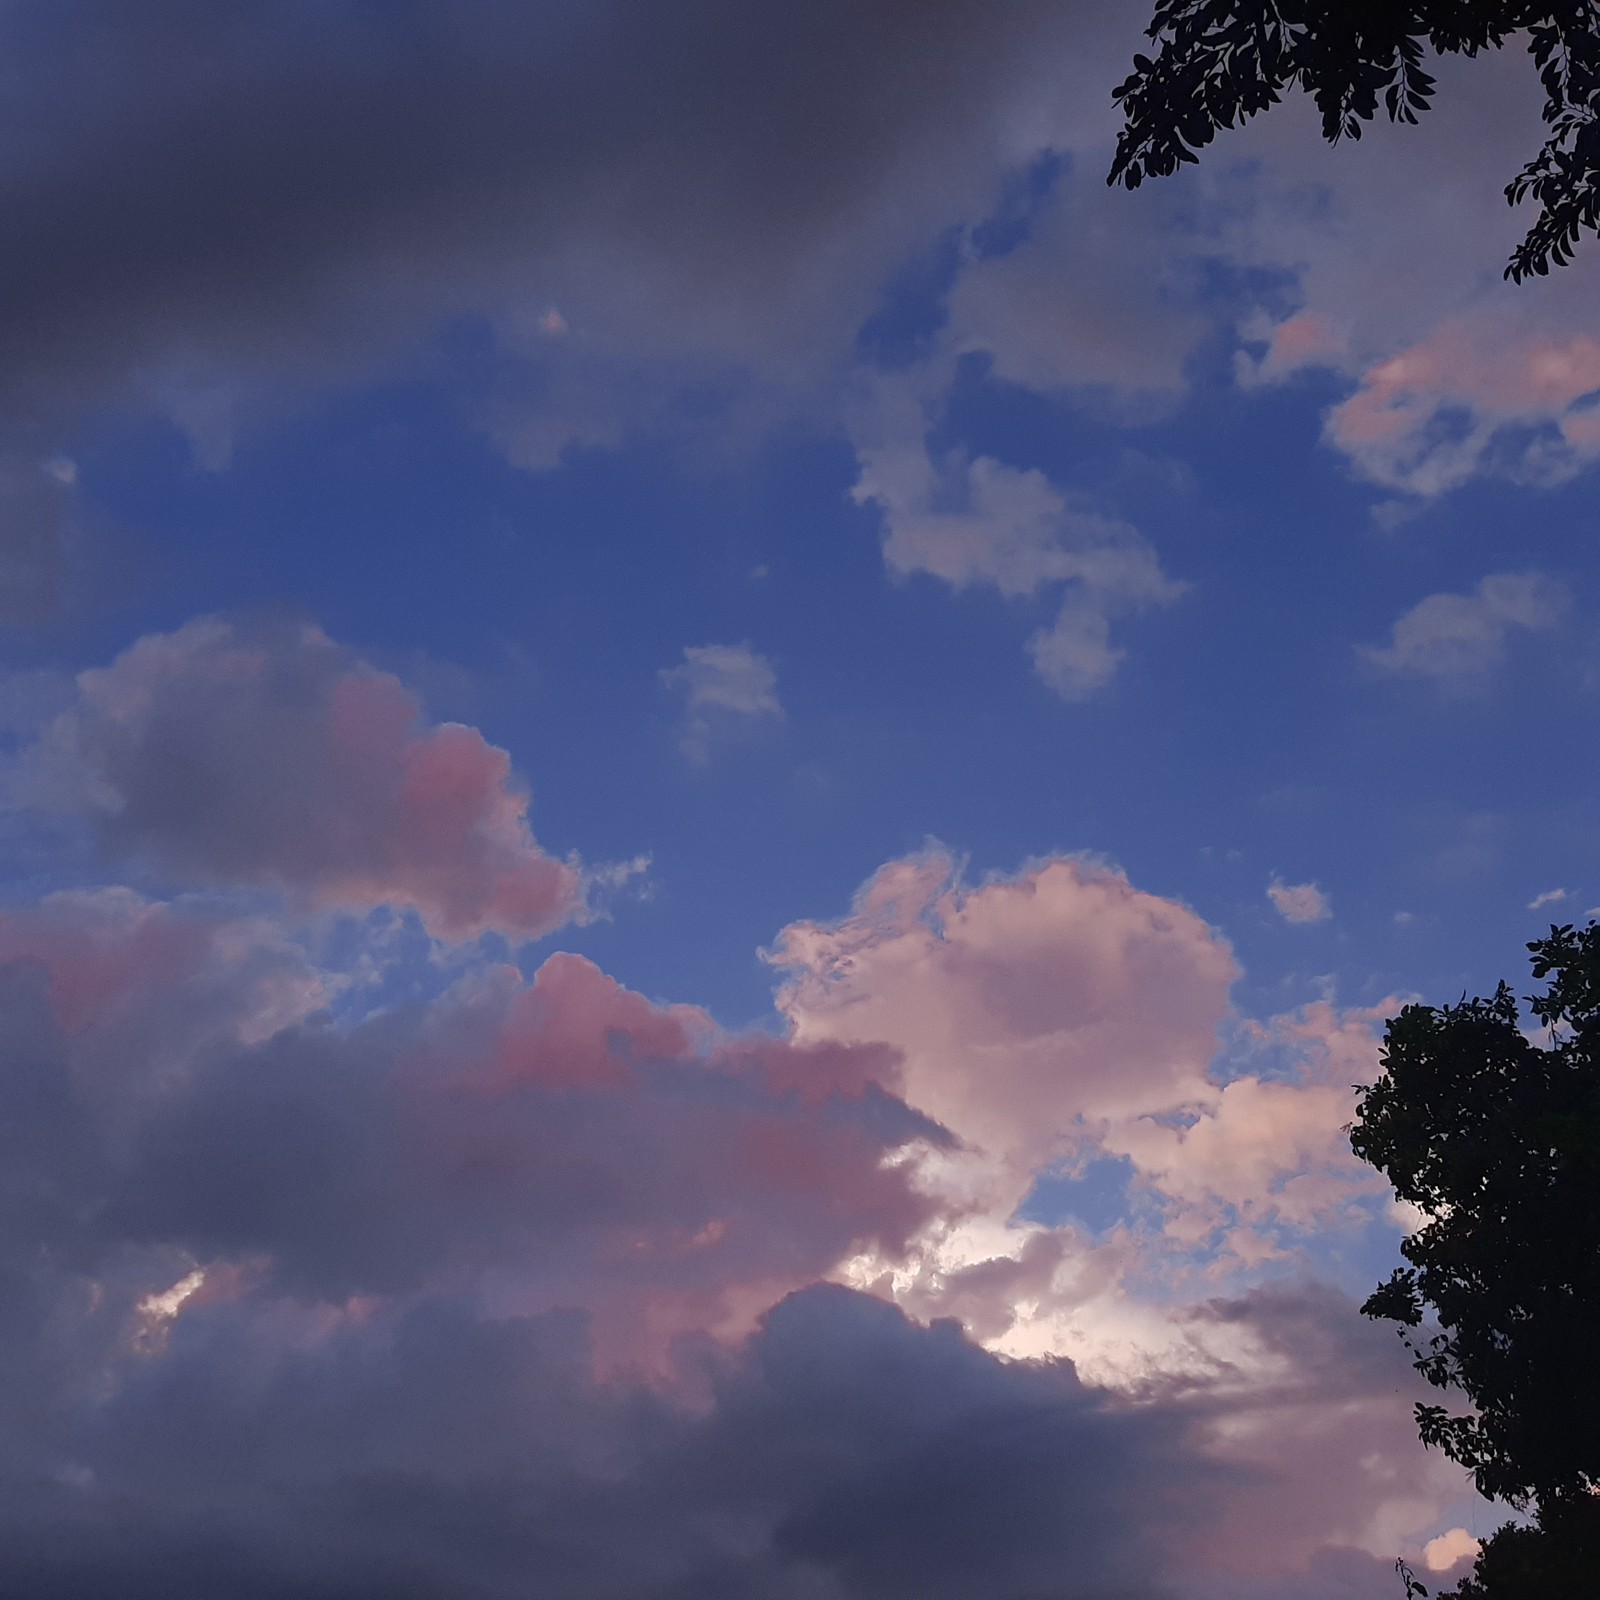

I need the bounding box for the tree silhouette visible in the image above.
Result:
[1349,923,1600,1596]
[1109,2,1600,279]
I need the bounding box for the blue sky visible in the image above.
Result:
[0,4,1592,1596]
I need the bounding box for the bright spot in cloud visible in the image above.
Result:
[1424,1527,1481,1573]
[138,1268,206,1322]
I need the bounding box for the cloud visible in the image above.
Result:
[1528,887,1569,912]
[0,609,1492,1598]
[850,385,1184,698]
[768,856,1414,1390]
[0,833,1211,1599]
[1325,324,1600,495]
[31,615,585,941]
[0,898,1458,1600]
[660,642,782,760]
[1199,49,1600,499]
[0,883,941,1369]
[0,454,85,621]
[0,1279,1205,1600]
[944,158,1210,414]
[0,739,1483,1598]
[1361,572,1566,683]
[0,0,1130,467]
[1268,879,1331,925]
[1106,1001,1389,1256]
[1170,1282,1479,1585]
[770,851,1238,1186]
[1424,1528,1481,1574]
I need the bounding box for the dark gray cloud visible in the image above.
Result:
[0,1285,1201,1600]
[0,457,85,622]
[0,0,1126,450]
[0,891,1441,1600]
[0,899,937,1314]
[0,919,1203,1600]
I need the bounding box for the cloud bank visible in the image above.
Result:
[0,614,1484,1598]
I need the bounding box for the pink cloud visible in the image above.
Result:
[0,838,1486,1593]
[43,617,584,941]
[1267,878,1331,924]
[1325,321,1600,494]
[0,883,937,1369]
[0,889,329,1050]
[770,851,1237,1182]
[1239,310,1351,386]
[1108,1001,1390,1253]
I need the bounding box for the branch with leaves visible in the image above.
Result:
[1109,2,1600,280]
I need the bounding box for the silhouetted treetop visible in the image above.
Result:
[1109,2,1600,280]
[1350,924,1600,1596]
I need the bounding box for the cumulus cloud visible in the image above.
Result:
[30,615,585,940]
[0,613,1493,1596]
[0,850,1469,1600]
[771,851,1237,1184]
[1197,49,1600,500]
[1106,1001,1389,1259]
[1424,1528,1482,1574]
[0,888,937,1366]
[1268,879,1331,925]
[1361,572,1567,683]
[769,856,1408,1375]
[0,1277,1204,1600]
[660,642,782,760]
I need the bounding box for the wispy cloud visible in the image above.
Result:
[1361,571,1566,683]
[850,383,1184,701]
[660,641,782,760]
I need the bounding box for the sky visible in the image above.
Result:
[1,3,1597,1596]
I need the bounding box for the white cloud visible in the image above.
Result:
[1362,572,1566,683]
[849,381,1184,699]
[1424,1528,1481,1574]
[1528,887,1569,912]
[1268,879,1331,925]
[660,642,782,759]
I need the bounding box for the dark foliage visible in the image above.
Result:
[1349,923,1600,1596]
[1448,1494,1600,1597]
[1109,2,1600,280]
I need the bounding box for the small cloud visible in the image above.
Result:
[660,642,782,760]
[538,307,568,336]
[849,387,1183,701]
[1393,910,1414,926]
[1527,887,1569,912]
[1361,571,1566,683]
[1268,879,1331,925]
[1423,1528,1480,1574]
[582,852,655,916]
